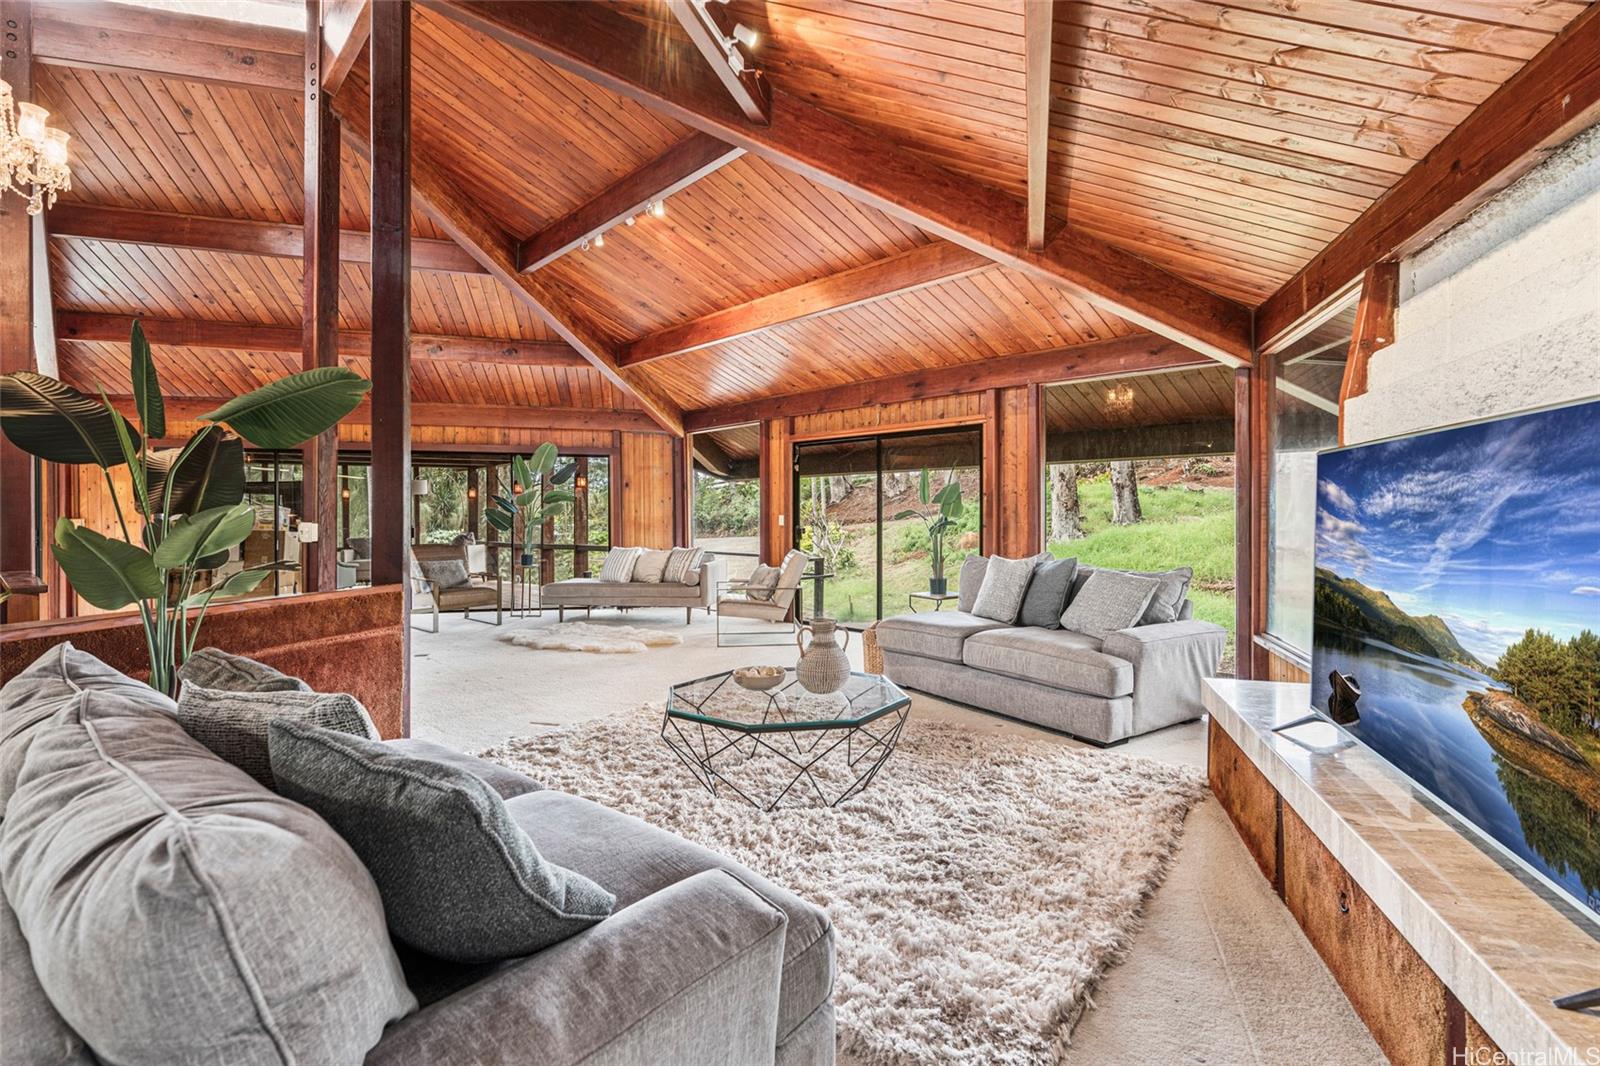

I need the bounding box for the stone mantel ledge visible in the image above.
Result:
[1204,679,1600,1060]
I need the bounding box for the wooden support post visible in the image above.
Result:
[758,419,791,565]
[572,457,589,576]
[1,0,40,616]
[1338,262,1401,444]
[466,465,480,539]
[672,434,690,548]
[609,432,624,555]
[980,390,1001,555]
[539,471,555,585]
[1233,367,1255,680]
[301,0,341,593]
[339,461,351,546]
[485,464,499,570]
[368,0,410,724]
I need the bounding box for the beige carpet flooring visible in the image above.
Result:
[411,609,1384,1065]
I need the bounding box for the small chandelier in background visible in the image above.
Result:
[1105,383,1135,414]
[1,76,71,215]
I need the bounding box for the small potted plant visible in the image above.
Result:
[893,468,964,596]
[485,444,576,567]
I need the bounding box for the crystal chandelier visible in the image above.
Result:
[1,77,71,215]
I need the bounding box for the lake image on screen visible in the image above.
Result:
[1310,402,1600,916]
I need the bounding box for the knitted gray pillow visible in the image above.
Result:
[1017,557,1078,629]
[957,554,989,613]
[745,563,780,601]
[418,558,471,590]
[178,646,311,693]
[1061,569,1161,641]
[661,546,702,585]
[176,683,379,788]
[268,720,615,963]
[970,555,1035,623]
[1126,566,1194,624]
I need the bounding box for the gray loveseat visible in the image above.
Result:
[876,558,1225,746]
[1,644,834,1066]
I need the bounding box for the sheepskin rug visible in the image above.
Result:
[495,622,683,654]
[481,707,1208,1065]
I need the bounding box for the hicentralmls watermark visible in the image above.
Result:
[1453,1049,1600,1066]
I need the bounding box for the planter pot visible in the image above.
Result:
[520,552,535,566]
[928,576,948,596]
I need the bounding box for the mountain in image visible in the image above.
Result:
[1313,568,1488,673]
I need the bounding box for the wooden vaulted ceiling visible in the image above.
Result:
[30,0,1597,435]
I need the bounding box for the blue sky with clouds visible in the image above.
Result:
[1315,401,1600,666]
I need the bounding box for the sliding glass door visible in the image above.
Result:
[793,427,982,626]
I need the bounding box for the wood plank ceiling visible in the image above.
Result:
[32,0,1592,428]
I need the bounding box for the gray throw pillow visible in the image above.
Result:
[957,555,989,613]
[1017,557,1078,629]
[178,646,311,693]
[176,682,379,788]
[1126,566,1194,624]
[419,558,471,590]
[2,674,414,1065]
[970,555,1035,623]
[745,563,781,601]
[1061,569,1162,640]
[269,720,616,963]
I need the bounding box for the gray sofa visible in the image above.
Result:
[876,559,1225,746]
[543,553,726,624]
[0,644,834,1066]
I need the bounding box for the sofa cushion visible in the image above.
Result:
[505,790,834,1047]
[385,738,543,800]
[1,890,93,1066]
[1068,565,1192,626]
[419,557,472,590]
[175,681,379,788]
[1,642,163,819]
[632,548,672,583]
[961,628,1134,699]
[874,611,1009,664]
[1061,569,1161,640]
[179,645,312,693]
[957,554,989,613]
[1016,556,1077,629]
[970,554,1036,623]
[269,721,615,963]
[598,547,642,583]
[662,546,704,585]
[0,656,415,1066]
[746,563,781,601]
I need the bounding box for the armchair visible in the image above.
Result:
[410,543,503,633]
[716,549,811,647]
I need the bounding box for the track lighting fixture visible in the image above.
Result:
[594,232,605,248]
[650,199,667,218]
[732,23,759,48]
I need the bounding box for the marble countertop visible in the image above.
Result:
[1204,679,1600,1059]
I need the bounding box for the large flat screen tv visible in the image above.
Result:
[1310,398,1600,923]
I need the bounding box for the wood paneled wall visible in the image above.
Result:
[618,431,676,548]
[994,384,1043,557]
[759,418,793,565]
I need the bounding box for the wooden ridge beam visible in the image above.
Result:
[50,203,488,275]
[333,72,686,436]
[57,311,587,367]
[31,0,301,93]
[1256,3,1600,348]
[321,0,370,96]
[519,133,743,272]
[666,0,769,125]
[102,396,667,435]
[622,240,990,367]
[683,333,1210,432]
[1024,0,1054,250]
[423,0,1254,367]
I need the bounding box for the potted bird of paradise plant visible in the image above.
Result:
[484,444,576,566]
[0,321,370,696]
[893,468,964,596]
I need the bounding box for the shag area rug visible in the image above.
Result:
[482,707,1208,1066]
[495,622,683,654]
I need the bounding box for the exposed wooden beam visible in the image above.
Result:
[1256,3,1600,348]
[666,0,769,125]
[57,312,585,367]
[31,0,301,93]
[303,0,340,593]
[1277,378,1340,417]
[519,133,743,271]
[1,0,38,599]
[321,0,369,96]
[423,1,1254,367]
[683,333,1210,432]
[333,73,687,436]
[622,240,990,367]
[106,396,666,435]
[1045,418,1234,464]
[1337,261,1400,443]
[1024,0,1054,250]
[50,203,487,275]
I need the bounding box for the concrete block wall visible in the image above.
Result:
[1343,123,1600,444]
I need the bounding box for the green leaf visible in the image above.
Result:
[1,372,138,467]
[945,493,965,520]
[197,367,369,448]
[511,454,532,491]
[153,503,254,570]
[53,519,161,609]
[552,460,576,485]
[890,509,923,522]
[129,321,165,440]
[486,510,514,532]
[918,468,930,505]
[142,430,245,516]
[181,565,277,608]
[514,489,537,508]
[529,442,558,477]
[542,488,576,506]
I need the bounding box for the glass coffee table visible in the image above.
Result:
[662,669,911,811]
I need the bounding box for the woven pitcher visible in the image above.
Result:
[795,618,851,694]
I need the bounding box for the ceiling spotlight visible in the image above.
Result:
[732,23,759,49]
[580,238,591,251]
[650,199,667,218]
[625,215,636,226]
[594,232,605,248]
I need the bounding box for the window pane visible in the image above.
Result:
[691,425,760,584]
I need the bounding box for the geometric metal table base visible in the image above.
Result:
[661,670,911,811]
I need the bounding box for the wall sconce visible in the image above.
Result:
[411,478,430,496]
[512,482,523,495]
[467,486,478,500]
[341,487,351,501]
[575,474,588,494]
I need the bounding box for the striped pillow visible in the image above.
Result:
[662,546,704,585]
[598,547,642,583]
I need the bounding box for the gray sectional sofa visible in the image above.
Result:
[1,643,834,1066]
[876,556,1225,746]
